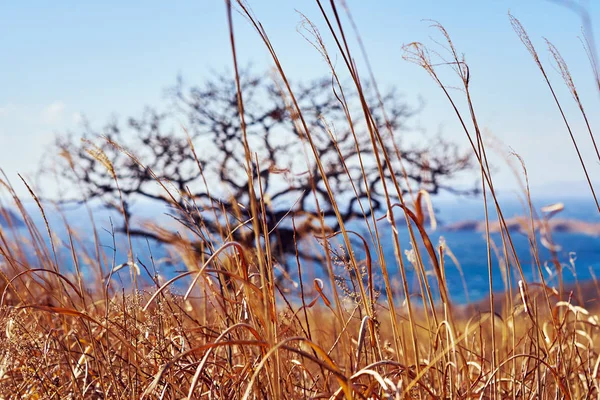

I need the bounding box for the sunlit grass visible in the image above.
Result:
[1,2,600,398]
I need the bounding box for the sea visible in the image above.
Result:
[5,194,600,305]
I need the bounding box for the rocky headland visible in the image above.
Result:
[0,208,24,228]
[443,216,600,236]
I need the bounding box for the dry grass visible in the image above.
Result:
[1,2,600,398]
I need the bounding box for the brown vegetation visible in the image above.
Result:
[1,1,600,399]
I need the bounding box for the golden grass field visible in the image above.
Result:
[1,2,600,399]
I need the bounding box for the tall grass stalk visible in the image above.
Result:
[1,3,600,399]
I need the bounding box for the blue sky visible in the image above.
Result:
[1,1,600,199]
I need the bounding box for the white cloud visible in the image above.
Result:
[72,112,83,125]
[40,101,66,125]
[0,104,18,118]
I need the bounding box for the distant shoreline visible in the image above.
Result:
[443,216,600,236]
[0,207,24,228]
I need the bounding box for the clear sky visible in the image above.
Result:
[1,0,600,199]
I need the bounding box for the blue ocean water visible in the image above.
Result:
[7,195,600,305]
[381,196,600,303]
[377,228,600,304]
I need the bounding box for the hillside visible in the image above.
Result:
[443,216,600,236]
[0,208,24,228]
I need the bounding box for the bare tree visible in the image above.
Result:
[43,69,473,273]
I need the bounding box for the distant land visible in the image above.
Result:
[0,208,24,228]
[444,216,600,236]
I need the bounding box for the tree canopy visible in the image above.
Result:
[43,70,473,272]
